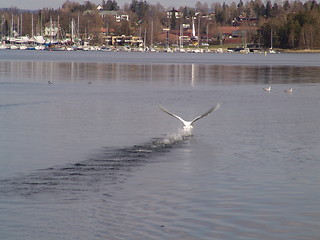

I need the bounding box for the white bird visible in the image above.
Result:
[285,88,293,94]
[263,86,271,91]
[160,103,220,133]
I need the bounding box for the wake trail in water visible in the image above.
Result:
[0,101,48,108]
[0,130,191,198]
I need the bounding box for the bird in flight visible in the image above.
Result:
[160,103,220,133]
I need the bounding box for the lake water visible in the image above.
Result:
[0,50,319,239]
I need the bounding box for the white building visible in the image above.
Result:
[166,8,183,19]
[99,11,129,22]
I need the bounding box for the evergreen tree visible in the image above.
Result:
[1,17,9,37]
[130,0,149,20]
[105,0,119,11]
[265,1,272,18]
[170,8,177,30]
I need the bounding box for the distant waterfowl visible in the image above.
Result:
[263,86,271,92]
[88,81,92,84]
[285,88,293,94]
[48,81,52,84]
[160,103,220,133]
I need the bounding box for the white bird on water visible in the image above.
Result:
[263,86,271,92]
[160,103,220,133]
[285,88,293,94]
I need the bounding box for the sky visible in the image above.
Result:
[0,0,233,10]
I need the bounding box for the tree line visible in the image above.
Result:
[1,0,320,49]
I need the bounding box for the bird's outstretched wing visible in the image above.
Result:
[159,106,187,125]
[190,103,220,125]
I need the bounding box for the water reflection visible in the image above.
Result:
[1,60,320,85]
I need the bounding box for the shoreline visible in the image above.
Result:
[270,48,320,53]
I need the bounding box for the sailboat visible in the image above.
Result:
[45,16,66,51]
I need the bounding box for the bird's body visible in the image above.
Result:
[285,88,293,94]
[263,86,271,91]
[160,104,220,134]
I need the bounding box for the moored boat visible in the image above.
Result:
[45,44,67,51]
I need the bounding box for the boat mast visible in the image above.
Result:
[150,20,153,49]
[77,13,80,42]
[71,18,74,42]
[31,14,34,38]
[206,23,209,44]
[20,14,22,36]
[11,14,13,38]
[270,28,273,49]
[179,24,183,48]
[57,15,60,42]
[143,28,146,51]
[50,16,52,43]
[17,16,19,36]
[192,17,196,38]
[40,11,43,36]
[197,14,200,46]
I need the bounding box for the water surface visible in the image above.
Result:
[0,51,319,239]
